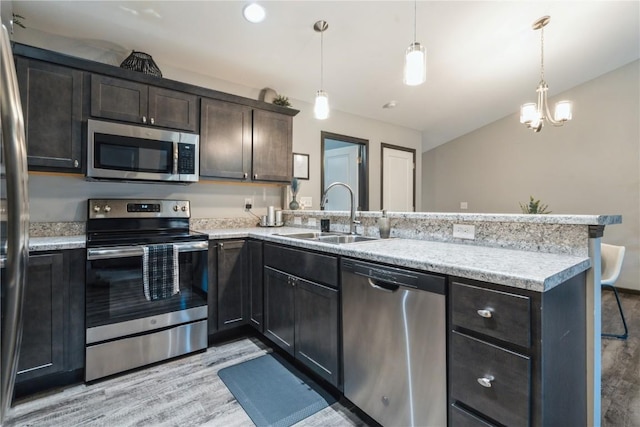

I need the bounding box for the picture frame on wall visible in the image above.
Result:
[293,153,309,180]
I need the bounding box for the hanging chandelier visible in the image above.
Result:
[403,0,426,86]
[313,20,330,120]
[520,15,572,132]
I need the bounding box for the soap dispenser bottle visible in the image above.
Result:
[378,210,390,239]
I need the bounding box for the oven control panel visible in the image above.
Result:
[88,199,191,219]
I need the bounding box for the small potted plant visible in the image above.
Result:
[519,196,551,214]
[273,94,292,108]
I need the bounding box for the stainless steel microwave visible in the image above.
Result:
[87,119,199,183]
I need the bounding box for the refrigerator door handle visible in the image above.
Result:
[0,24,30,423]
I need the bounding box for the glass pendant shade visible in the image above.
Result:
[314,90,330,120]
[520,103,538,124]
[554,100,572,122]
[404,42,426,86]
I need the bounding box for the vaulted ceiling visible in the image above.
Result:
[9,1,640,151]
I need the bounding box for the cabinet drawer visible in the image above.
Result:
[450,331,530,427]
[450,403,497,427]
[451,281,531,347]
[264,244,338,288]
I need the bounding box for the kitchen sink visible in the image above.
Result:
[278,232,379,244]
[316,235,378,244]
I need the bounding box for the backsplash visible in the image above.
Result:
[281,210,622,257]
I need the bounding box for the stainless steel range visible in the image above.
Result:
[85,199,208,381]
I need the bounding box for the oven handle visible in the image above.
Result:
[87,241,208,260]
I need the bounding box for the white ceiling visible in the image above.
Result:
[10,1,640,151]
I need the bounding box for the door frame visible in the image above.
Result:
[380,143,416,211]
[321,131,369,211]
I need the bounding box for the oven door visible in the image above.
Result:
[86,240,208,343]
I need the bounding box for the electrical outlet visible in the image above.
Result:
[307,218,317,226]
[460,202,468,210]
[453,224,475,240]
[244,198,253,210]
[293,217,302,225]
[300,197,312,209]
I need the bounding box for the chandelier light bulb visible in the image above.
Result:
[554,100,573,122]
[404,42,426,86]
[520,103,538,124]
[314,90,330,120]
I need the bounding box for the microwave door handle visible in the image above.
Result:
[173,142,178,175]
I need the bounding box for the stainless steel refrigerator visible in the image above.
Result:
[0,23,30,424]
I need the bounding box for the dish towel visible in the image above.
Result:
[142,244,180,301]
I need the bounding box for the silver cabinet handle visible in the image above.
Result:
[73,159,79,168]
[477,375,494,388]
[150,117,155,125]
[142,116,147,124]
[477,309,492,318]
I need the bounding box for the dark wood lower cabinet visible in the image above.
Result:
[12,249,85,393]
[263,263,340,387]
[209,239,249,334]
[294,277,339,386]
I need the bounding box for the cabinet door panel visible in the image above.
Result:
[252,109,292,182]
[200,98,251,179]
[17,58,83,171]
[217,240,247,331]
[295,278,339,386]
[91,75,148,123]
[148,86,198,131]
[264,267,295,355]
[16,253,65,382]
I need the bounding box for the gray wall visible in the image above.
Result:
[422,60,640,291]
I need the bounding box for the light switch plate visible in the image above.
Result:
[293,217,302,225]
[453,224,475,239]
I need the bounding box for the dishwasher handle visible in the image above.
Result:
[368,278,399,292]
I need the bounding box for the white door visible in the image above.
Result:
[324,145,359,210]
[382,146,414,211]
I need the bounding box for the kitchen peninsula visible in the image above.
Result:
[26,210,620,426]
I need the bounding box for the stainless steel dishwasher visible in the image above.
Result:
[341,258,447,427]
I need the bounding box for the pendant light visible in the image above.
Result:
[404,0,426,86]
[313,20,330,120]
[520,16,572,132]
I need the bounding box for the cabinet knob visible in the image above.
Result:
[243,172,248,179]
[142,116,147,124]
[150,117,155,125]
[477,375,494,388]
[219,243,224,248]
[253,174,258,180]
[73,159,79,168]
[477,309,492,319]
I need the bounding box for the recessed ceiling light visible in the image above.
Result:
[383,101,398,109]
[243,3,266,23]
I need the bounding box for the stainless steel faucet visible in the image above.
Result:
[320,182,360,234]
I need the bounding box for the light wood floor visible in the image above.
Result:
[5,337,366,427]
[601,290,640,426]
[4,291,639,426]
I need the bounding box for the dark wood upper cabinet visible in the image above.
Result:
[252,109,293,182]
[200,98,293,183]
[16,57,83,172]
[199,98,252,180]
[91,74,198,132]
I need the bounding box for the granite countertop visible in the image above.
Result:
[29,227,590,293]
